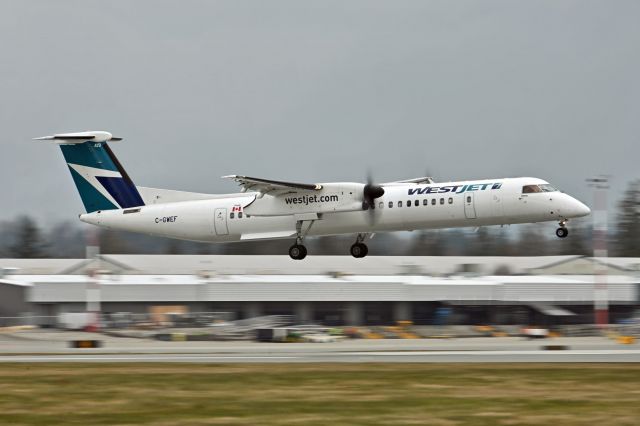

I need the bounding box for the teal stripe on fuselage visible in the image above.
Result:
[68,167,118,212]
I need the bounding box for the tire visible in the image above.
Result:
[289,244,307,260]
[556,227,568,238]
[350,243,368,258]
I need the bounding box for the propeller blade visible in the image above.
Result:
[362,173,385,224]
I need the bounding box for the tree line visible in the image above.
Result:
[2,180,639,258]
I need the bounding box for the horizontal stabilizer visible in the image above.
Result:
[34,131,122,144]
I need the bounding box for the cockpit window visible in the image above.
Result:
[522,184,558,193]
[522,185,542,193]
[539,184,558,192]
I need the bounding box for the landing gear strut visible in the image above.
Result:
[556,221,569,238]
[350,233,369,258]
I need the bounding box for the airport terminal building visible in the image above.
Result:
[1,255,639,326]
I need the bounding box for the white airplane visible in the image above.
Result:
[36,131,591,259]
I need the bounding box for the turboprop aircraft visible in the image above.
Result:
[36,131,591,259]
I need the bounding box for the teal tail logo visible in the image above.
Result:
[35,131,145,213]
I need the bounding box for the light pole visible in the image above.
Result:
[587,176,609,328]
[85,227,101,332]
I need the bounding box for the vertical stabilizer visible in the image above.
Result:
[35,131,145,213]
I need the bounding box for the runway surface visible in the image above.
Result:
[1,331,638,362]
[1,349,640,363]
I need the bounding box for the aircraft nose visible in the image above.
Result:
[571,199,591,217]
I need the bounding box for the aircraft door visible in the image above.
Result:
[214,208,229,235]
[491,193,504,218]
[464,192,477,219]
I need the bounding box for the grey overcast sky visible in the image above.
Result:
[1,0,639,226]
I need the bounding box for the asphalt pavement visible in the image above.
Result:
[0,330,638,362]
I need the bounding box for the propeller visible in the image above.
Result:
[362,172,385,224]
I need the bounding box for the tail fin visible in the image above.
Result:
[35,131,145,213]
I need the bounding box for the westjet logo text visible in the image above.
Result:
[285,194,339,205]
[408,183,502,196]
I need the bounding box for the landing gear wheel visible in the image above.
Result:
[350,243,368,258]
[556,227,569,238]
[289,244,307,260]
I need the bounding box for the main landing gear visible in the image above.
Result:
[556,220,569,238]
[289,233,371,260]
[289,243,307,260]
[289,219,315,260]
[350,233,369,258]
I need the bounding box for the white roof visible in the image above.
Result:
[2,255,640,277]
[100,255,582,275]
[15,273,636,303]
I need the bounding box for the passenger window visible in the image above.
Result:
[238,212,243,218]
[431,199,436,205]
[423,199,428,206]
[466,196,471,203]
[440,198,444,205]
[448,198,453,204]
[407,200,411,207]
[379,202,383,209]
[230,212,235,219]
[414,200,419,207]
[388,201,393,208]
[398,201,402,207]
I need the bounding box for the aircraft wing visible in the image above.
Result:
[383,176,434,185]
[223,175,323,194]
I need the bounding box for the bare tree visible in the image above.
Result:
[7,215,48,258]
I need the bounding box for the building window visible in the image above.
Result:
[388,201,393,208]
[448,198,453,204]
[440,198,444,205]
[431,199,436,205]
[230,212,235,219]
[423,199,428,206]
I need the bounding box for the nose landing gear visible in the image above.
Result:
[350,242,368,258]
[350,233,370,258]
[556,221,569,238]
